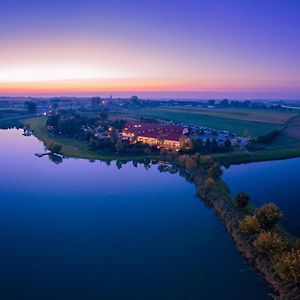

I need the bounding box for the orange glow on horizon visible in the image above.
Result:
[0,77,298,97]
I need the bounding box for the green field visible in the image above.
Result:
[118,107,295,137]
[213,115,300,164]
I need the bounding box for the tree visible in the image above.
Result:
[274,249,300,283]
[220,99,229,106]
[91,97,101,109]
[57,117,82,136]
[257,130,280,144]
[130,95,140,105]
[239,215,261,235]
[224,139,232,149]
[200,155,214,169]
[208,163,223,180]
[48,153,63,165]
[46,114,60,127]
[210,138,219,152]
[185,157,197,170]
[235,192,250,208]
[179,135,189,149]
[100,111,108,120]
[253,231,286,257]
[204,177,214,190]
[158,135,165,147]
[192,138,203,152]
[178,155,188,165]
[204,138,211,149]
[255,203,283,229]
[48,142,62,154]
[115,138,124,152]
[26,101,37,113]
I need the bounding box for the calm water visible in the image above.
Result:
[223,158,300,237]
[0,129,270,300]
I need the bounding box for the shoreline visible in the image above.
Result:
[195,175,300,299]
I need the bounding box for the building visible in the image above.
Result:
[122,122,188,150]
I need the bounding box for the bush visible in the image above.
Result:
[255,203,283,229]
[185,157,197,170]
[48,142,62,154]
[159,148,168,156]
[235,192,250,208]
[257,130,280,144]
[239,215,261,235]
[208,163,223,180]
[178,155,188,165]
[204,177,214,190]
[200,155,214,169]
[253,231,286,257]
[274,249,300,283]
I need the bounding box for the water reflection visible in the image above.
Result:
[48,153,63,165]
[0,129,271,300]
[223,158,300,236]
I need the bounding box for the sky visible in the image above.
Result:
[0,0,300,99]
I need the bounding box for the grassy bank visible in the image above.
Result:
[193,171,299,298]
[22,117,155,161]
[213,146,300,165]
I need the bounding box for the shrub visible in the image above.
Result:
[48,142,62,154]
[204,177,214,190]
[208,163,223,180]
[253,231,286,257]
[235,192,250,208]
[159,148,168,156]
[255,203,283,229]
[274,249,300,283]
[200,155,214,169]
[178,155,188,166]
[239,215,261,235]
[185,157,197,170]
[257,130,280,144]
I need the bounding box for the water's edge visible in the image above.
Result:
[195,173,300,299]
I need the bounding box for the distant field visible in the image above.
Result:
[154,106,296,124]
[119,107,292,137]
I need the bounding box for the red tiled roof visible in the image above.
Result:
[123,122,185,141]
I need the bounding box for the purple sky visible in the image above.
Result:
[0,0,299,99]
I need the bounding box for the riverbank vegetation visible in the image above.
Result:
[190,163,300,297]
[157,149,299,297]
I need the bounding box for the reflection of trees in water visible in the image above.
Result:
[48,154,63,165]
[0,122,23,130]
[100,158,196,186]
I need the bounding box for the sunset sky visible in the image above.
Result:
[1,0,300,99]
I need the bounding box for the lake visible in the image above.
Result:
[0,129,270,299]
[223,158,300,237]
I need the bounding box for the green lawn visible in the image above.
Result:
[120,107,284,137]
